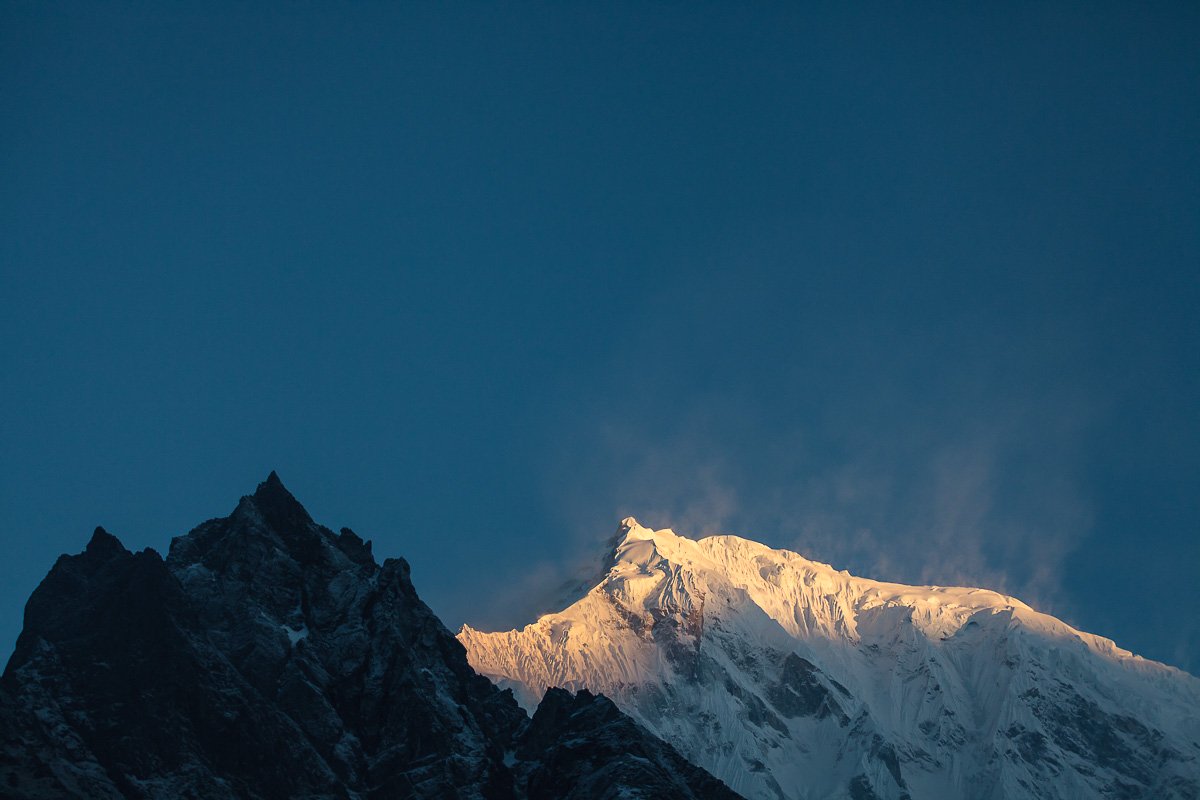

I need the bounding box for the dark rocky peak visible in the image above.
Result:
[517,688,742,800]
[3,527,175,686]
[520,688,621,754]
[1,479,745,800]
[249,470,314,533]
[83,526,126,559]
[336,526,374,567]
[3,522,352,799]
[168,472,367,582]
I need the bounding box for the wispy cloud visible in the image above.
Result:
[540,402,748,543]
[532,388,1097,622]
[761,399,1097,617]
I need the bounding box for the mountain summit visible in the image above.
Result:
[459,519,1200,800]
[0,477,740,800]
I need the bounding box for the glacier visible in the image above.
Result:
[459,518,1200,800]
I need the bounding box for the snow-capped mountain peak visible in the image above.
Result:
[460,519,1200,800]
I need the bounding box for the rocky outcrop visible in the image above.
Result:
[516,688,737,800]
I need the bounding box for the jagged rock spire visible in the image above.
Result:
[84,526,126,558]
[249,470,313,531]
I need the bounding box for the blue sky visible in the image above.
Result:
[2,3,1197,673]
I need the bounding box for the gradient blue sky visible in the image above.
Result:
[2,4,1197,673]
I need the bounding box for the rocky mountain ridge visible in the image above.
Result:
[0,476,739,800]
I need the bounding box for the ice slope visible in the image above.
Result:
[459,518,1200,800]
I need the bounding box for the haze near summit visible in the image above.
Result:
[1,4,1196,674]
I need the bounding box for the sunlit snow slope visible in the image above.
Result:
[459,518,1200,800]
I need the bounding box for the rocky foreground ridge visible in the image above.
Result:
[0,475,740,800]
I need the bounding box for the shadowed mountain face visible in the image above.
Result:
[0,474,740,800]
